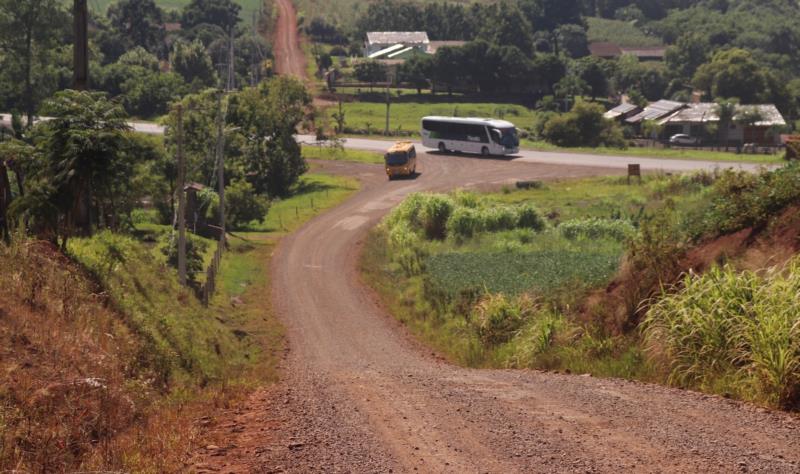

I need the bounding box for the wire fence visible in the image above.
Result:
[201,237,225,307]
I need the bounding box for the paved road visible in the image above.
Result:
[199,152,799,473]
[298,135,776,173]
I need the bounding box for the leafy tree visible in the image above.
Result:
[9,91,133,246]
[693,48,766,104]
[714,98,738,149]
[107,0,166,57]
[555,74,589,102]
[398,54,433,94]
[542,101,626,148]
[121,71,187,118]
[224,179,268,229]
[170,39,217,89]
[556,24,589,58]
[575,56,610,99]
[181,0,241,32]
[480,2,534,57]
[0,0,67,126]
[354,60,387,90]
[665,32,711,81]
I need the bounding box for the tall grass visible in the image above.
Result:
[642,259,800,408]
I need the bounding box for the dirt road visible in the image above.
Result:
[273,0,306,78]
[192,153,799,473]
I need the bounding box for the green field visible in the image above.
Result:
[88,0,264,21]
[302,144,384,164]
[326,100,536,135]
[586,17,663,47]
[295,0,488,28]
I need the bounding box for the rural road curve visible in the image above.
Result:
[197,152,799,473]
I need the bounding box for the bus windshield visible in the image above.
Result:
[385,152,409,165]
[490,127,519,148]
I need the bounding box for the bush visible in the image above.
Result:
[447,207,483,240]
[559,218,635,242]
[642,259,800,408]
[479,206,518,232]
[470,293,535,346]
[160,232,207,282]
[224,179,269,230]
[419,194,454,240]
[516,204,546,231]
[542,101,626,148]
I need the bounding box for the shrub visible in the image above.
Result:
[559,218,635,242]
[542,101,626,148]
[160,231,207,282]
[447,207,483,240]
[642,259,800,408]
[516,204,546,231]
[224,179,270,230]
[479,206,518,232]
[419,194,454,240]
[470,293,535,346]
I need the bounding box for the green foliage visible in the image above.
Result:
[170,39,217,89]
[181,0,240,32]
[693,48,767,104]
[470,293,534,346]
[9,90,134,244]
[107,0,166,56]
[542,101,626,148]
[643,260,800,408]
[689,164,800,239]
[419,194,454,240]
[586,16,662,47]
[224,179,269,229]
[559,218,635,242]
[354,60,387,85]
[160,230,207,282]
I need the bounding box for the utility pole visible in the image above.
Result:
[226,29,236,91]
[73,0,89,90]
[385,84,391,136]
[176,104,187,286]
[215,92,226,243]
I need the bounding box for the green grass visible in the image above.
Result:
[521,139,785,164]
[88,0,264,21]
[302,144,384,164]
[247,173,359,232]
[586,17,663,47]
[326,100,536,136]
[295,0,492,29]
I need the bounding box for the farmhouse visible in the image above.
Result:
[365,32,430,58]
[660,103,786,146]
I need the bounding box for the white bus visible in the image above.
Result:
[420,116,520,156]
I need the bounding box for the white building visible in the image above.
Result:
[365,32,430,58]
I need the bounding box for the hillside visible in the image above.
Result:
[89,0,265,20]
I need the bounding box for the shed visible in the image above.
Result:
[661,103,786,146]
[604,103,642,121]
[625,100,686,125]
[365,31,430,57]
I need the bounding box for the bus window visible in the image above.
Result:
[385,152,409,165]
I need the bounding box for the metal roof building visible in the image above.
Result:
[365,32,430,57]
[625,100,686,124]
[604,103,641,121]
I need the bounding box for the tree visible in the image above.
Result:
[575,56,610,99]
[181,0,241,32]
[170,39,217,88]
[107,0,166,57]
[480,2,534,57]
[121,71,187,118]
[354,60,387,91]
[556,24,589,58]
[665,32,711,81]
[224,179,268,229]
[542,101,626,148]
[693,49,766,104]
[9,91,133,246]
[398,54,433,94]
[555,74,589,103]
[0,0,66,126]
[714,98,738,150]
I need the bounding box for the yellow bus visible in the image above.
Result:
[384,141,417,180]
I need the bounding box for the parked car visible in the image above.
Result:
[669,134,700,146]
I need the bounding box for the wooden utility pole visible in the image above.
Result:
[176,105,187,285]
[215,92,226,242]
[73,0,89,90]
[0,161,11,240]
[385,85,391,135]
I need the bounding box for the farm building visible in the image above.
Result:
[603,103,642,121]
[660,103,786,146]
[365,32,430,58]
[589,42,666,61]
[625,100,686,125]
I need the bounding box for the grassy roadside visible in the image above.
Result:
[302,144,384,164]
[0,172,359,471]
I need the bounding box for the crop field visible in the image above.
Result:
[427,249,622,296]
[586,17,663,47]
[295,0,490,28]
[88,0,264,20]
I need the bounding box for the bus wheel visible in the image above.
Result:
[438,142,447,154]
[481,146,490,157]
